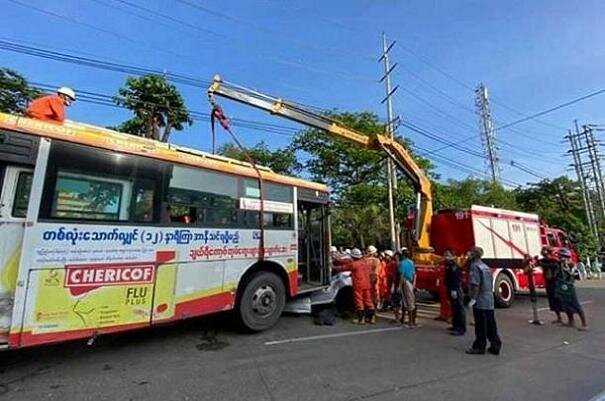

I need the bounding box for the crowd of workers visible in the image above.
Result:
[330,244,590,356]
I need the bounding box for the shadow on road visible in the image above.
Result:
[0,312,240,371]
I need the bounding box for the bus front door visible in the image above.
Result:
[0,165,33,343]
[297,201,329,290]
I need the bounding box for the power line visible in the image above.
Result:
[494,89,605,131]
[7,0,188,60]
[175,0,376,63]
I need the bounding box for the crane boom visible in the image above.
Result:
[208,75,433,251]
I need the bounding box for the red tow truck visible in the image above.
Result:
[416,205,577,307]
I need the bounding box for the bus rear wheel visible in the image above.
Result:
[236,271,286,332]
[494,273,514,308]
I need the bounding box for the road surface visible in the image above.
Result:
[1,283,604,401]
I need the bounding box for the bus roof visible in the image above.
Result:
[0,112,328,193]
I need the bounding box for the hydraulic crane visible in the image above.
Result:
[208,75,435,261]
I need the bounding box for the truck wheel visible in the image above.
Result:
[494,273,514,308]
[236,271,286,332]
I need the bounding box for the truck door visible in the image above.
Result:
[0,165,33,343]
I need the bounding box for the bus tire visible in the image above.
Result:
[494,273,514,308]
[236,271,286,332]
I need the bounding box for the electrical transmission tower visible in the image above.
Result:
[475,84,501,183]
[566,121,605,243]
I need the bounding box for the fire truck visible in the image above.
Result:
[207,75,577,308]
[416,205,577,307]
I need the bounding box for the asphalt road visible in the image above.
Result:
[1,283,604,401]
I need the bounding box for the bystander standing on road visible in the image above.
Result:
[536,247,564,324]
[556,248,589,331]
[399,248,419,328]
[466,246,502,355]
[444,249,465,336]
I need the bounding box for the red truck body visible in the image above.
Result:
[415,205,577,307]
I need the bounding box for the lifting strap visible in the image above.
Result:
[210,104,265,261]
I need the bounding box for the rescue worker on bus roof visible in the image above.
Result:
[26,87,76,123]
[365,245,381,310]
[332,248,375,325]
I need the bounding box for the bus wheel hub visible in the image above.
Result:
[252,285,276,315]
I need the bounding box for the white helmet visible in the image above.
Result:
[330,246,337,253]
[57,87,76,101]
[385,250,394,257]
[367,245,377,255]
[350,248,363,259]
[344,249,351,254]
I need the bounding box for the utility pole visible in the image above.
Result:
[475,84,501,183]
[584,125,605,222]
[567,120,605,245]
[379,32,400,251]
[567,128,597,238]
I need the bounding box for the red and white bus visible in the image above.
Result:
[0,113,330,350]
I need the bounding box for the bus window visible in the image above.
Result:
[11,171,33,217]
[167,165,239,227]
[51,174,125,220]
[131,180,155,222]
[40,140,165,223]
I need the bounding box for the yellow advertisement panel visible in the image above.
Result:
[31,262,176,335]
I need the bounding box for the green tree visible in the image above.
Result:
[515,176,597,257]
[218,141,301,175]
[0,68,42,114]
[292,111,433,247]
[115,75,192,142]
[434,178,517,210]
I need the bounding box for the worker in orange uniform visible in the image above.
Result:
[333,248,375,324]
[26,87,76,123]
[380,250,397,310]
[365,245,381,309]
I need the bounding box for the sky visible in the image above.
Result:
[3,0,605,187]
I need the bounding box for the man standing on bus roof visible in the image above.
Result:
[26,87,76,123]
[332,248,374,325]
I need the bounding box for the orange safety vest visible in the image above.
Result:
[26,95,66,123]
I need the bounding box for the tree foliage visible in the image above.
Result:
[292,111,433,247]
[434,178,517,210]
[515,177,598,256]
[218,141,300,175]
[115,75,192,142]
[0,68,42,114]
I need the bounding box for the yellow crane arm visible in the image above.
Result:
[208,75,433,250]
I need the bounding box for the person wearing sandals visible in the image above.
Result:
[555,248,588,331]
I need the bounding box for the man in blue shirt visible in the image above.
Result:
[398,248,418,327]
[466,246,502,355]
